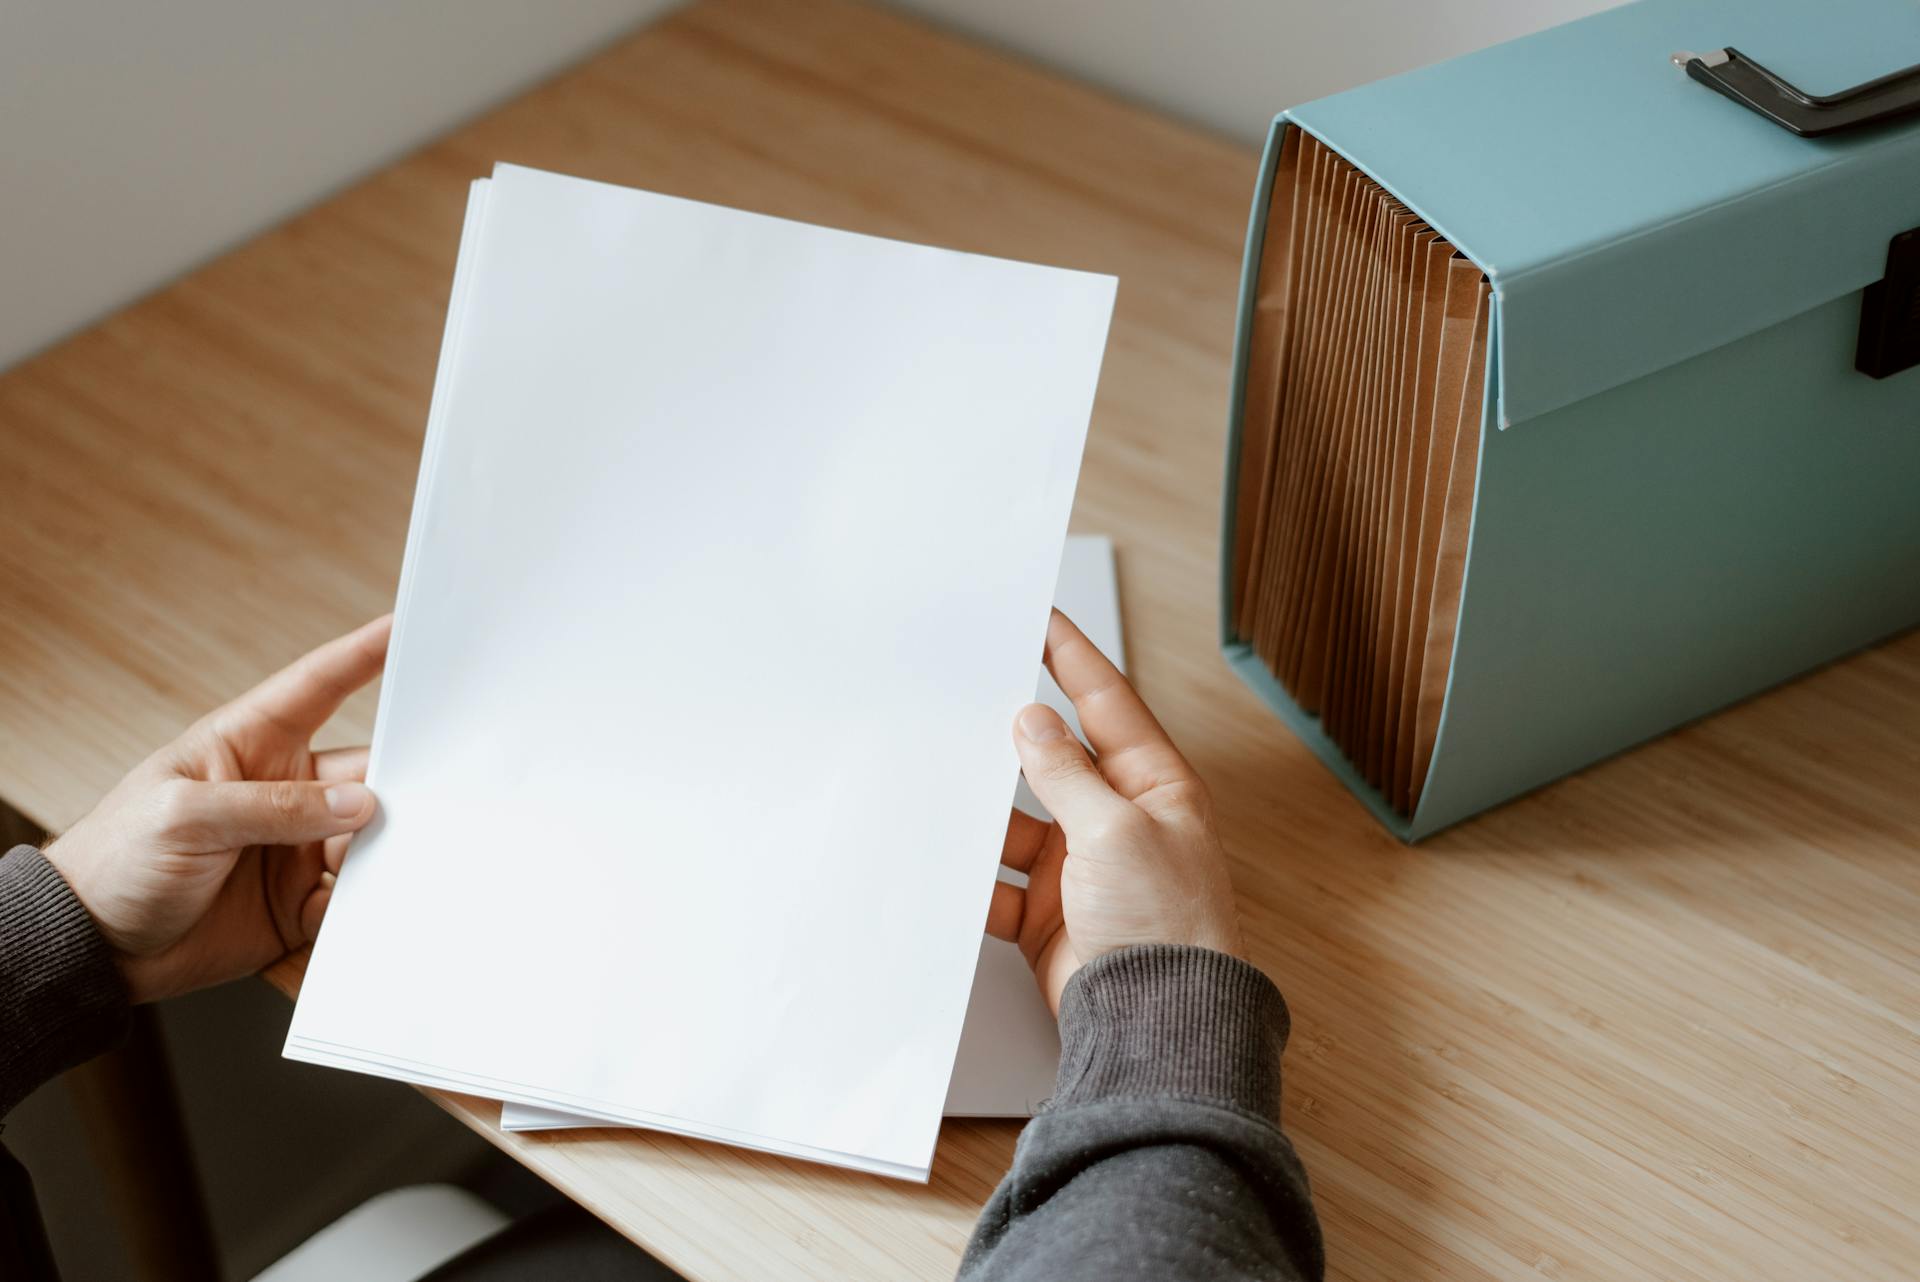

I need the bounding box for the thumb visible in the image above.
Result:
[163,779,377,851]
[1012,704,1125,833]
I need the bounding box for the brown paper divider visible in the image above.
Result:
[1280,167,1373,704]
[1269,160,1363,690]
[1290,176,1375,707]
[1315,188,1388,729]
[1408,280,1491,808]
[1352,214,1422,784]
[1252,137,1338,668]
[1326,194,1399,748]
[1392,256,1484,813]
[1383,235,1454,803]
[1349,207,1417,752]
[1264,152,1348,678]
[1368,222,1436,789]
[1230,126,1303,634]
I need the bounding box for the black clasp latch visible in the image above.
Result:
[1672,47,1920,138]
[1858,227,1920,380]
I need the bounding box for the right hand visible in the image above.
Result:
[987,609,1244,1013]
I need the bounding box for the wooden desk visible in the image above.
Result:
[4,1,1916,1277]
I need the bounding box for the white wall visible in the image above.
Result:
[890,0,1622,144]
[0,1,678,372]
[0,0,1624,374]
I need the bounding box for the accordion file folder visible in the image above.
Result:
[1221,0,1920,840]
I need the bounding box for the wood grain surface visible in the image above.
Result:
[3,2,1916,1278]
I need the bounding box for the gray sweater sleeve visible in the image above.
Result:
[1,844,130,1117]
[959,944,1323,1282]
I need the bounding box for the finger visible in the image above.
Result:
[985,880,1026,942]
[314,745,371,783]
[161,779,377,851]
[1012,703,1127,832]
[1001,808,1049,874]
[1042,609,1199,802]
[299,878,333,944]
[323,831,354,875]
[229,615,393,738]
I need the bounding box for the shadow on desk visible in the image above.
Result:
[1192,626,1920,1280]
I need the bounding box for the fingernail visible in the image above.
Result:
[326,782,372,818]
[1018,705,1066,742]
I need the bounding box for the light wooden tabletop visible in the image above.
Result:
[4,1,1917,1278]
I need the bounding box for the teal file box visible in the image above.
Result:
[1220,0,1920,839]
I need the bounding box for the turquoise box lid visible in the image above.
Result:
[1286,0,1920,427]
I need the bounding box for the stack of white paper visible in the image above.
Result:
[502,535,1126,1133]
[285,164,1116,1180]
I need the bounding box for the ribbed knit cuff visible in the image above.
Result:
[1050,944,1288,1120]
[0,845,130,1116]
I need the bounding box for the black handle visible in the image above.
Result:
[1674,47,1920,138]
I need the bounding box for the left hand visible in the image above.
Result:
[987,610,1244,1013]
[44,616,392,1003]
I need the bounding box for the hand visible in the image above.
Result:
[988,609,1243,1013]
[44,616,392,1003]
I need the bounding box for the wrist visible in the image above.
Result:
[1049,943,1288,1119]
[40,830,123,956]
[38,833,162,1002]
[0,846,132,1112]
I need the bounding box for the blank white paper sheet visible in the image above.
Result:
[283,165,1116,1181]
[500,535,1124,1134]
